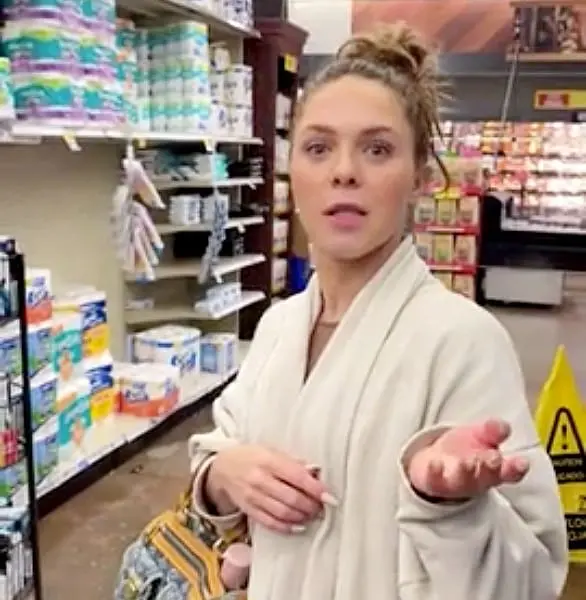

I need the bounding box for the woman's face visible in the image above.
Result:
[290,74,419,262]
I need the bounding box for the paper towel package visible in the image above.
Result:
[117,362,180,418]
[0,322,20,379]
[27,320,51,378]
[25,268,52,325]
[200,333,237,375]
[51,312,83,383]
[224,64,252,106]
[56,377,92,459]
[54,290,110,360]
[84,354,116,424]
[29,368,58,431]
[33,417,58,484]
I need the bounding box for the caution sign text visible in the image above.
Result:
[546,407,586,552]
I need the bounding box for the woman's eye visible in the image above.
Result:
[366,142,393,157]
[304,142,329,156]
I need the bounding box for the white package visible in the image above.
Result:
[224,64,252,106]
[133,325,201,384]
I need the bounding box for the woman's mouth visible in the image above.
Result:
[323,203,367,230]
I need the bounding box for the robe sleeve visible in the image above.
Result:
[187,304,282,531]
[396,306,569,600]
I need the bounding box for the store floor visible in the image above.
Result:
[38,287,586,600]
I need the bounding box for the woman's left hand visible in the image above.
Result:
[406,419,530,501]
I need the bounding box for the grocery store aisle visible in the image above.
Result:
[38,290,586,600]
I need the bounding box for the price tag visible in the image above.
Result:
[236,224,245,234]
[137,137,147,149]
[62,133,81,151]
[284,54,298,73]
[213,271,223,284]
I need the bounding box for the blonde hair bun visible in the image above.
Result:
[337,22,438,84]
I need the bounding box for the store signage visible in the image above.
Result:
[534,90,586,109]
[351,0,512,53]
[513,0,586,60]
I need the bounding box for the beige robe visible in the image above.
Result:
[189,239,568,600]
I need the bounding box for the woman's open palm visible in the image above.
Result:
[407,419,530,500]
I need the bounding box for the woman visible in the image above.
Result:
[189,23,568,600]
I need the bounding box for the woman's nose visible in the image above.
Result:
[331,152,359,187]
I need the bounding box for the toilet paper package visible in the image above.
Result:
[51,312,82,383]
[54,290,110,361]
[211,100,229,134]
[82,0,116,36]
[115,17,136,62]
[29,368,57,430]
[12,72,84,124]
[210,70,225,102]
[135,28,149,61]
[200,333,237,375]
[0,322,20,379]
[25,268,52,325]
[150,99,166,131]
[84,354,115,423]
[136,97,150,130]
[56,377,92,458]
[79,31,116,78]
[132,325,201,385]
[0,58,16,122]
[149,62,166,96]
[117,363,180,419]
[2,19,81,75]
[228,104,252,137]
[210,43,231,72]
[182,59,210,98]
[82,75,107,124]
[3,0,82,25]
[102,79,124,124]
[164,58,182,95]
[116,59,137,97]
[33,417,58,484]
[27,320,51,377]
[172,21,209,61]
[164,98,182,131]
[183,98,211,133]
[148,27,168,59]
[224,64,252,106]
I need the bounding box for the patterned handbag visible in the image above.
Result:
[114,476,248,600]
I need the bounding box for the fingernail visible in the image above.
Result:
[306,464,321,478]
[320,492,340,507]
[290,525,306,534]
[516,458,530,473]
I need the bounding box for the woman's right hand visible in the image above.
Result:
[205,444,333,534]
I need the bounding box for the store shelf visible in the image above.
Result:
[156,215,264,235]
[126,253,266,281]
[118,0,261,38]
[153,176,264,190]
[414,224,480,236]
[0,125,263,147]
[11,343,251,510]
[125,290,266,324]
[428,263,477,275]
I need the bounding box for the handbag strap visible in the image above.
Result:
[178,471,249,555]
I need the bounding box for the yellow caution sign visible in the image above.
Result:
[534,345,586,563]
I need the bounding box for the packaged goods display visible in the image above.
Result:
[413,155,483,301]
[439,121,586,232]
[0,1,255,136]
